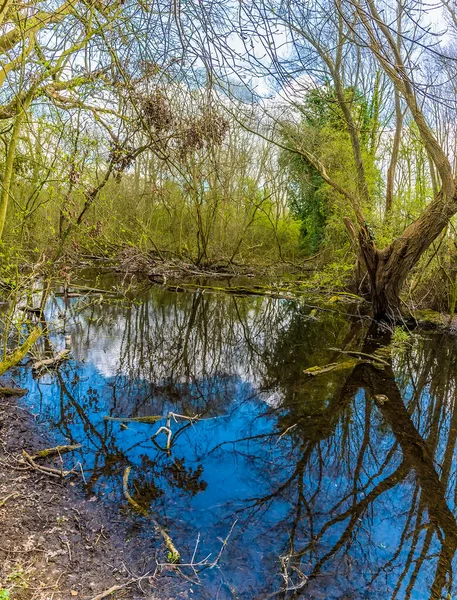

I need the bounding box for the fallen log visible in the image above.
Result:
[104,415,162,424]
[31,444,81,460]
[0,386,28,396]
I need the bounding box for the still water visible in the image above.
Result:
[14,279,457,599]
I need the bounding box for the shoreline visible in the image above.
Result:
[0,390,189,600]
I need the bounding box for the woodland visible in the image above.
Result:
[3,2,457,599]
[0,0,456,321]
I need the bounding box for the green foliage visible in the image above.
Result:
[167,551,180,563]
[392,327,410,345]
[0,105,303,267]
[280,84,382,255]
[301,251,355,291]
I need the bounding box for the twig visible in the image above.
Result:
[276,424,297,444]
[89,581,133,600]
[210,520,238,568]
[0,492,19,507]
[22,450,77,478]
[328,347,390,366]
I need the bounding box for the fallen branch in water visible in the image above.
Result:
[104,415,162,424]
[32,349,70,371]
[55,282,116,295]
[151,412,200,450]
[123,466,180,562]
[304,352,388,377]
[304,359,361,376]
[122,466,148,517]
[155,519,237,580]
[262,563,308,600]
[0,386,28,396]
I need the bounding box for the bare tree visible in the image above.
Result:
[203,0,457,319]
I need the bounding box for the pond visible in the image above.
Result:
[14,277,457,599]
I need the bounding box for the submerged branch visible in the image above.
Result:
[122,466,180,561]
[104,415,162,424]
[304,359,362,376]
[304,355,386,376]
[32,349,70,371]
[30,444,82,460]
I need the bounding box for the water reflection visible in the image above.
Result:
[15,284,457,599]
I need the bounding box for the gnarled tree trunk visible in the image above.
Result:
[355,189,457,321]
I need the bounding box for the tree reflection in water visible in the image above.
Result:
[16,284,457,599]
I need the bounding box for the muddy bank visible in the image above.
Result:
[0,391,189,600]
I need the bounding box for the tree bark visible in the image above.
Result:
[385,89,402,219]
[0,98,30,238]
[356,187,457,320]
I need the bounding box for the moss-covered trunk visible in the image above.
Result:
[0,100,30,239]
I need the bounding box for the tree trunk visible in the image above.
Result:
[354,188,457,321]
[0,103,28,239]
[385,88,402,219]
[370,261,403,321]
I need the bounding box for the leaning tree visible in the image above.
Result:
[202,0,457,320]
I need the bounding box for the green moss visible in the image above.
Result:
[104,415,163,424]
[412,310,446,326]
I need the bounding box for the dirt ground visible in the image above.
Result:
[0,391,191,600]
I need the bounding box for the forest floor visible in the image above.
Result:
[0,391,190,600]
